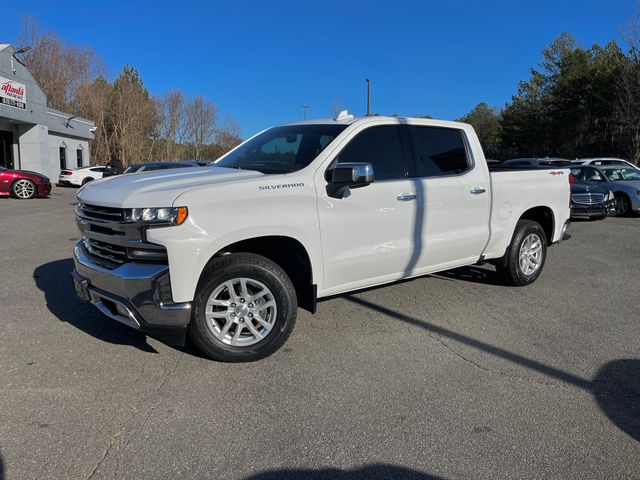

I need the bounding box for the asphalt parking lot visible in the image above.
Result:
[0,186,638,480]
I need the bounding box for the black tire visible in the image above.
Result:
[11,179,36,199]
[189,253,297,362]
[614,194,631,217]
[81,177,94,185]
[496,219,547,286]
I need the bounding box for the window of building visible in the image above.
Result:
[408,126,470,177]
[336,126,406,181]
[76,148,83,168]
[59,146,67,170]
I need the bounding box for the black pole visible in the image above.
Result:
[365,78,370,116]
[301,105,309,120]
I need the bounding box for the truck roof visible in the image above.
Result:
[285,115,469,130]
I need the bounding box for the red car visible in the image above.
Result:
[0,166,52,199]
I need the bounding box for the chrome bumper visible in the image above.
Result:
[72,241,191,345]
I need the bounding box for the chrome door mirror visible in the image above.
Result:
[327,162,374,198]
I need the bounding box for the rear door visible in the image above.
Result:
[406,125,491,271]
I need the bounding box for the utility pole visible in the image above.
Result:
[365,78,371,116]
[301,105,310,120]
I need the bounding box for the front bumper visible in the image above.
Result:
[36,181,52,197]
[570,201,616,218]
[72,241,191,345]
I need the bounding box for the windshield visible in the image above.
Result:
[602,167,640,181]
[215,124,347,174]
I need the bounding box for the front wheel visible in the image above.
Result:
[496,219,547,286]
[12,179,36,199]
[614,194,630,217]
[189,253,297,362]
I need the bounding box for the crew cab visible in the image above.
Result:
[72,114,571,361]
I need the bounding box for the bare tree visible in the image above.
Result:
[216,115,242,153]
[17,17,103,112]
[157,90,185,160]
[76,77,114,165]
[184,96,218,161]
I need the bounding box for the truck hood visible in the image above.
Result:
[77,166,264,207]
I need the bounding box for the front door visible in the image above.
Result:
[0,131,13,169]
[316,124,420,295]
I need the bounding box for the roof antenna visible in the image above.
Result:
[335,110,354,122]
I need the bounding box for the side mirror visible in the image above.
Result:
[326,162,374,198]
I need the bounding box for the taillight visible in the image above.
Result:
[569,174,576,184]
[61,170,73,176]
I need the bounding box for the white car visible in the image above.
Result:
[574,158,639,170]
[72,113,571,362]
[59,166,106,186]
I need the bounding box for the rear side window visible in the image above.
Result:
[337,126,406,180]
[408,126,470,177]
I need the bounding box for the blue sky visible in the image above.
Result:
[5,0,637,137]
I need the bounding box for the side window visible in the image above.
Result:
[584,168,603,181]
[337,126,406,180]
[509,160,531,166]
[408,126,470,177]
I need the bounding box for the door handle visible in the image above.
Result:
[397,193,417,201]
[470,187,486,195]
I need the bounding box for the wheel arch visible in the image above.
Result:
[198,235,317,313]
[519,206,555,244]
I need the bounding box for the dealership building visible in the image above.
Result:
[0,44,95,180]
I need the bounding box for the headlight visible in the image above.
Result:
[125,206,188,225]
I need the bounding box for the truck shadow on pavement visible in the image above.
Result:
[346,296,640,442]
[243,464,442,480]
[33,259,158,354]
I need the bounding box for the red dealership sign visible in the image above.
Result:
[0,76,26,110]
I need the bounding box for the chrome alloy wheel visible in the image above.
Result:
[205,278,277,347]
[518,233,543,276]
[13,179,35,199]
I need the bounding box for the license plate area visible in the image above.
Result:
[71,272,91,302]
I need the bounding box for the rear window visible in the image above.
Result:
[408,126,470,177]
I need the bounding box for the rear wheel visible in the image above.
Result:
[81,177,94,185]
[614,194,630,217]
[189,253,297,362]
[11,179,36,199]
[496,219,547,286]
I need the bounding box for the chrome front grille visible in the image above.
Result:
[83,238,127,266]
[78,203,125,222]
[76,203,167,269]
[572,193,606,205]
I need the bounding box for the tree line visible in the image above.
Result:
[17,19,241,166]
[457,16,640,164]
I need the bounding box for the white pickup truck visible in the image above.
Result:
[72,114,570,361]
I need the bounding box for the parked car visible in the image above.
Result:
[102,158,125,178]
[71,114,571,362]
[570,165,640,216]
[123,161,201,174]
[502,157,572,167]
[0,166,51,199]
[568,172,615,219]
[574,158,639,170]
[59,166,106,187]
